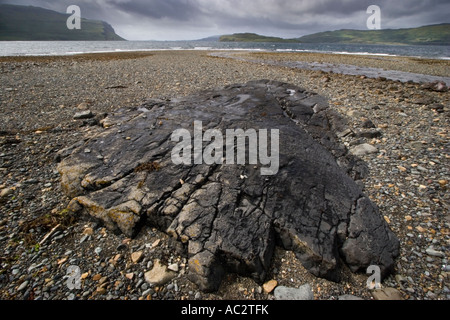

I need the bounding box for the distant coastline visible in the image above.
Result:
[0,41,448,61]
[218,24,450,46]
[0,4,124,41]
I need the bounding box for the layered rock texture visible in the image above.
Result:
[57,80,399,291]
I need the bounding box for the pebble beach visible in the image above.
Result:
[0,50,448,300]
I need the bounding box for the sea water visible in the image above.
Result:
[0,41,449,59]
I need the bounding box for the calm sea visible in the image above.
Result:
[0,41,449,59]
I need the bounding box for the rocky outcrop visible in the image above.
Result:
[57,80,399,292]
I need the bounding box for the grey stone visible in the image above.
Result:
[274,284,314,300]
[73,110,94,120]
[52,234,64,241]
[168,263,179,273]
[57,80,399,292]
[17,281,29,292]
[350,143,378,156]
[142,289,153,297]
[79,234,89,244]
[426,248,445,258]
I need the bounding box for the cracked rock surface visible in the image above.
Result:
[57,80,400,292]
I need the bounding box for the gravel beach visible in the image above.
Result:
[0,50,448,300]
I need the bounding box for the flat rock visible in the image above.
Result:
[168,263,179,272]
[425,247,445,258]
[350,143,378,156]
[73,110,94,120]
[274,284,314,300]
[144,259,176,286]
[372,288,404,300]
[17,281,29,292]
[57,80,399,292]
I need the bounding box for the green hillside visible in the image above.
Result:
[219,24,450,45]
[297,24,450,45]
[0,4,125,41]
[219,33,298,43]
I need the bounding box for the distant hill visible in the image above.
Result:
[219,24,450,45]
[0,4,125,41]
[219,33,299,43]
[197,35,222,41]
[297,24,450,45]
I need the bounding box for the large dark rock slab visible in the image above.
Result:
[57,80,399,292]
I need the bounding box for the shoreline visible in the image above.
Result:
[210,51,450,86]
[1,50,449,300]
[2,50,449,61]
[1,47,449,62]
[2,49,449,81]
[216,50,450,76]
[1,42,449,60]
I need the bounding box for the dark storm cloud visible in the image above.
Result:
[107,0,202,21]
[1,0,448,40]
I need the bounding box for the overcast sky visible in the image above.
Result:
[1,0,449,40]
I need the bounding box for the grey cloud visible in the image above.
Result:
[107,0,202,21]
[0,0,448,40]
